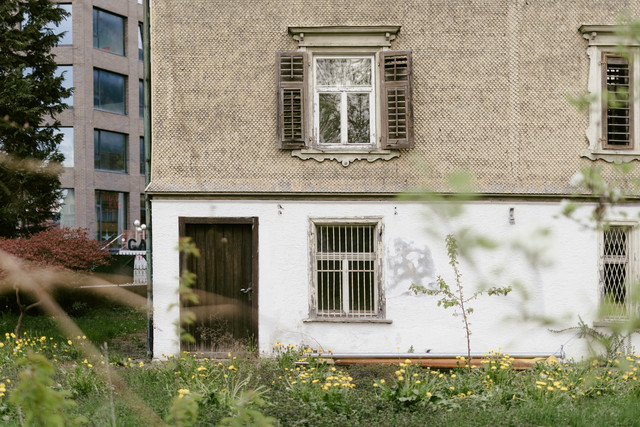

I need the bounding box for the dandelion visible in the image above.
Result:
[398,376,404,381]
[451,374,457,378]
[67,340,72,345]
[139,361,144,367]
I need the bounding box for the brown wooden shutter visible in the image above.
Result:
[277,51,307,149]
[602,53,633,149]
[380,50,414,149]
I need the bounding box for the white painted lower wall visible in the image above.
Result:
[151,198,640,360]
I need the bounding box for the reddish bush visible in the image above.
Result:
[0,227,112,272]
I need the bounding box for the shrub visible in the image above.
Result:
[0,227,111,272]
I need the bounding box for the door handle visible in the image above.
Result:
[240,286,252,294]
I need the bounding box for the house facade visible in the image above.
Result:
[148,0,640,359]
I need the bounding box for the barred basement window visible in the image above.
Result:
[602,54,633,149]
[600,225,638,319]
[310,220,384,320]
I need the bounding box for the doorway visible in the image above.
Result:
[179,217,258,354]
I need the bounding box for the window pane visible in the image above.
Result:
[138,23,144,61]
[93,9,125,56]
[349,261,374,313]
[347,93,370,143]
[139,136,145,175]
[58,127,74,167]
[95,191,127,243]
[59,189,75,227]
[139,80,144,118]
[317,58,371,86]
[94,69,126,114]
[54,4,72,45]
[54,65,73,107]
[140,194,146,225]
[317,260,342,313]
[319,93,341,144]
[94,130,126,172]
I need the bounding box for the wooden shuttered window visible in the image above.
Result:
[380,50,414,149]
[602,54,633,149]
[277,52,307,149]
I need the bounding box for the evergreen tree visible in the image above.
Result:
[0,0,71,237]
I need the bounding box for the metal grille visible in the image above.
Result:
[605,56,631,148]
[602,226,629,317]
[387,87,408,140]
[315,224,377,318]
[280,54,304,82]
[383,54,409,81]
[282,88,303,140]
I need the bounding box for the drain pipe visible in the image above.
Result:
[143,0,153,359]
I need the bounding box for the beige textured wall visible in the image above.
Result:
[148,0,640,195]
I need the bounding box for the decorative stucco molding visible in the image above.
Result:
[292,149,399,167]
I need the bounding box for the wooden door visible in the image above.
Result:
[180,218,258,354]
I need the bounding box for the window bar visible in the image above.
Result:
[318,226,323,317]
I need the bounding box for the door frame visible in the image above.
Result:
[178,216,259,352]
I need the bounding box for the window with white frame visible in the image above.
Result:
[314,56,375,146]
[277,26,413,165]
[580,26,640,161]
[309,219,385,320]
[599,224,638,319]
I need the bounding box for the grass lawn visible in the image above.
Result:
[1,304,640,426]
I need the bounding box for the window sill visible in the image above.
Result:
[292,149,399,167]
[592,318,629,328]
[303,317,392,324]
[95,169,128,174]
[581,149,640,163]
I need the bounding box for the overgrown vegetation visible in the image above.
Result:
[3,329,640,426]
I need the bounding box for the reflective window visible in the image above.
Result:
[314,57,374,146]
[55,65,73,107]
[95,190,127,243]
[54,4,72,45]
[58,127,74,167]
[93,8,125,56]
[139,136,145,175]
[138,23,144,61]
[139,80,144,118]
[140,194,146,225]
[94,69,126,114]
[58,189,75,227]
[94,129,127,172]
